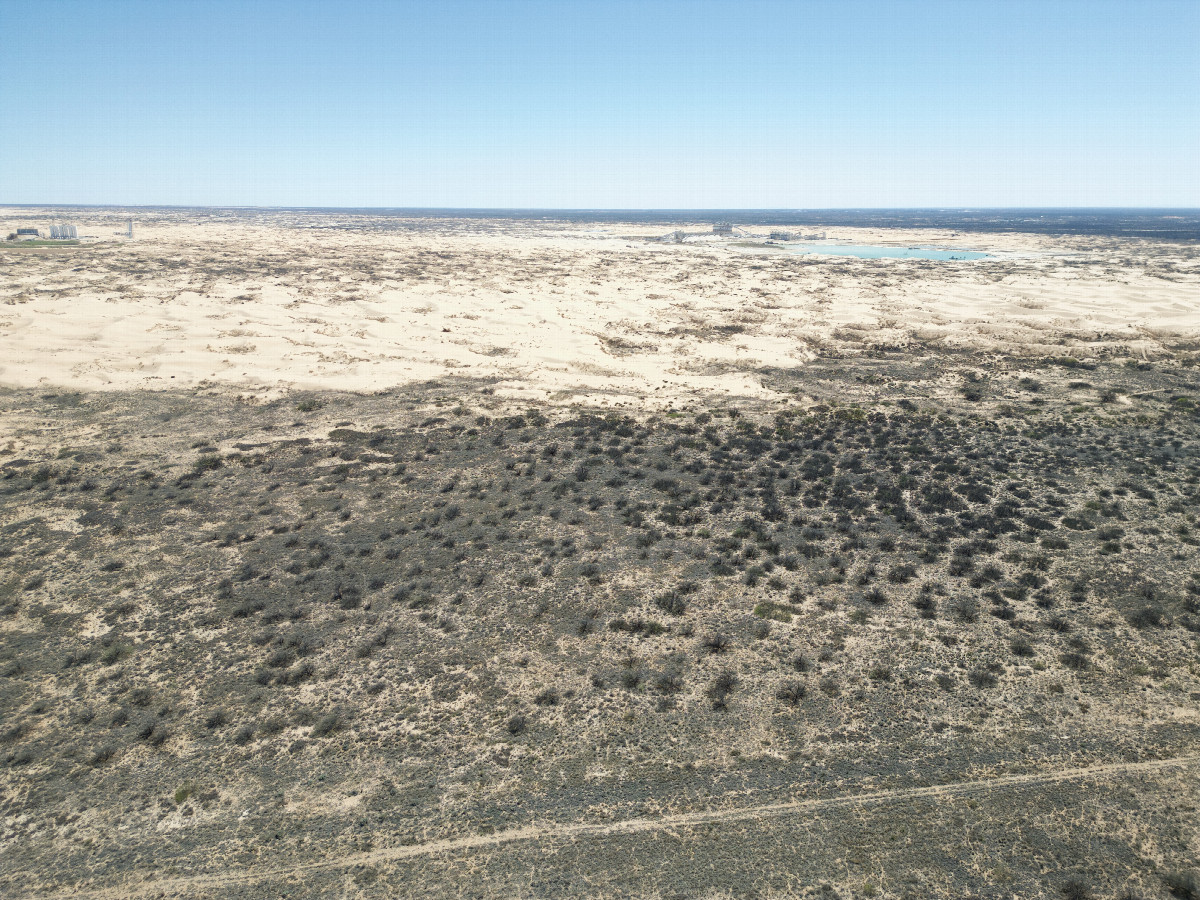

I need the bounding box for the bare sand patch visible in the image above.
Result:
[2,208,1196,406]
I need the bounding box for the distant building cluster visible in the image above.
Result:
[712,223,734,235]
[6,224,81,241]
[769,230,827,240]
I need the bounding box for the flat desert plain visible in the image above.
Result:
[1,207,1199,899]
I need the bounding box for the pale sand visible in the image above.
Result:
[2,207,1198,407]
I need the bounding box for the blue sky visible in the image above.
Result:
[2,0,1197,207]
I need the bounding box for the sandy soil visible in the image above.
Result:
[3,207,1197,405]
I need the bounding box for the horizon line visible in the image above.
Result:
[4,204,1200,213]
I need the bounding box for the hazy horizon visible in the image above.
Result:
[8,204,1200,241]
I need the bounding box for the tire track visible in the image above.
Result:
[27,753,1200,899]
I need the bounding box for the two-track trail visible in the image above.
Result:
[25,752,1200,899]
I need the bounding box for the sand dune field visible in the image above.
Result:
[3,208,1197,405]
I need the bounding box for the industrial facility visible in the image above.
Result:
[50,224,78,240]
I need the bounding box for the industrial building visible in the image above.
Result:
[769,231,794,241]
[712,223,733,235]
[14,227,40,240]
[50,224,77,240]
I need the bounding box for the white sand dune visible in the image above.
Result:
[2,207,1197,405]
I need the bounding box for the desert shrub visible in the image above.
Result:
[311,713,341,737]
[819,675,841,697]
[1060,651,1090,671]
[233,724,255,745]
[655,591,687,616]
[276,661,315,685]
[100,643,129,665]
[1010,638,1035,658]
[887,564,916,584]
[776,680,806,706]
[968,669,997,689]
[89,745,117,766]
[1127,605,1167,628]
[533,688,559,706]
[203,709,229,729]
[952,598,978,623]
[1163,871,1199,900]
[753,601,793,623]
[1061,878,1093,900]
[138,722,170,746]
[194,455,223,473]
[863,588,888,606]
[948,557,973,577]
[266,648,295,668]
[978,563,1004,582]
[706,671,738,709]
[702,633,730,654]
[790,653,811,673]
[868,665,892,682]
[62,648,95,669]
[506,714,526,735]
[653,672,683,694]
